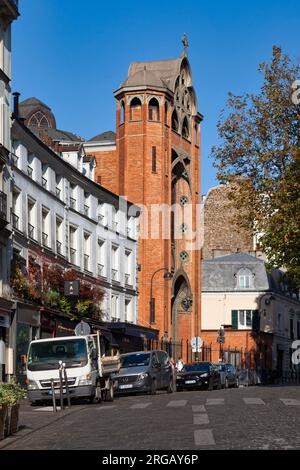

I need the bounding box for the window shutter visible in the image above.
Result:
[252,310,260,331]
[231,310,238,330]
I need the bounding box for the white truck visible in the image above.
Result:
[26,332,120,405]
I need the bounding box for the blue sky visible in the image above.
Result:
[13,0,300,195]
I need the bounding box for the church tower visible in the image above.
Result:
[114,37,203,351]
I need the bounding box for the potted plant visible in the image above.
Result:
[0,380,26,438]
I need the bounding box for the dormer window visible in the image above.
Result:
[237,268,253,289]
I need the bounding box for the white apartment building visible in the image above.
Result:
[11,117,139,324]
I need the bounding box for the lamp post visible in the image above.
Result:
[150,268,173,325]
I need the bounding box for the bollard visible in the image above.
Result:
[62,363,71,409]
[50,379,57,413]
[58,361,64,411]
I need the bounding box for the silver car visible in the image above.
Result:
[214,363,239,388]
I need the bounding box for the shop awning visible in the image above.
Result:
[106,322,159,341]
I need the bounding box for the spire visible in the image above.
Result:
[182,33,189,56]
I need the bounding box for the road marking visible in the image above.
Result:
[96,405,116,410]
[34,407,55,412]
[192,405,206,413]
[167,400,188,407]
[193,414,209,425]
[206,398,224,405]
[194,429,216,446]
[280,398,300,406]
[130,403,151,409]
[243,398,265,405]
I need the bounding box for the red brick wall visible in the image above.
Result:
[87,149,118,194]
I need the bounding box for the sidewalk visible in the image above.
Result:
[0,400,86,450]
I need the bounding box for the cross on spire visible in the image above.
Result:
[182,33,189,52]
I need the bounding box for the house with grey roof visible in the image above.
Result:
[201,253,300,375]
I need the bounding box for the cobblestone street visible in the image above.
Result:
[1,385,300,450]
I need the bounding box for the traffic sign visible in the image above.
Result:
[75,321,91,336]
[191,336,203,352]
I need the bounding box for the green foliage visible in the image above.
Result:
[211,46,300,288]
[58,297,72,316]
[0,380,27,407]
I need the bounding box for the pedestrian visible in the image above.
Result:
[176,357,184,372]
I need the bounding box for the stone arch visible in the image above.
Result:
[171,271,193,341]
[148,97,160,121]
[130,97,142,121]
[172,109,179,132]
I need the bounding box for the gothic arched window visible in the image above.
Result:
[120,101,125,124]
[237,268,253,289]
[164,101,168,125]
[130,97,142,121]
[182,116,190,140]
[148,97,160,121]
[172,110,179,132]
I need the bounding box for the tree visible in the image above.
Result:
[211,46,300,287]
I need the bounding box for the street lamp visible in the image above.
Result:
[150,268,173,325]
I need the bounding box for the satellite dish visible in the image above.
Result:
[75,321,91,336]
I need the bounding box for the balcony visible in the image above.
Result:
[27,165,33,179]
[125,273,132,286]
[28,223,35,239]
[11,212,19,230]
[56,240,62,255]
[0,191,7,226]
[70,197,76,210]
[42,177,47,188]
[56,187,61,198]
[42,232,48,247]
[111,269,118,282]
[70,248,77,265]
[84,205,89,217]
[84,254,90,271]
[97,263,105,277]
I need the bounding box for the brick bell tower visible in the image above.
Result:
[114,36,203,353]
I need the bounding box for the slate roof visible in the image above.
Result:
[88,131,116,143]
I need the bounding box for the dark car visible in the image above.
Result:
[114,350,174,395]
[214,363,239,389]
[176,362,221,391]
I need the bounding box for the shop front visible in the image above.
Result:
[13,301,40,386]
[106,322,159,354]
[0,298,13,381]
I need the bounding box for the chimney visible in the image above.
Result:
[12,92,21,119]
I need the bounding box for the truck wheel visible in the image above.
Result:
[105,381,114,402]
[95,381,102,403]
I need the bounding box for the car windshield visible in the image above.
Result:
[28,339,88,371]
[215,364,226,372]
[120,353,150,368]
[182,363,210,372]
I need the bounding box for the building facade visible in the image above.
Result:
[86,42,203,352]
[0,0,19,380]
[201,253,300,375]
[6,96,143,380]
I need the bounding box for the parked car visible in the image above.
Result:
[176,362,221,391]
[114,350,174,395]
[214,363,239,389]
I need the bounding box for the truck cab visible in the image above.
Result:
[26,333,119,405]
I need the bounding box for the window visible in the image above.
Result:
[42,207,50,247]
[277,313,282,331]
[125,250,132,286]
[231,310,258,330]
[152,147,157,173]
[125,299,133,323]
[12,189,21,230]
[56,217,63,254]
[290,318,294,340]
[172,110,179,132]
[83,232,91,271]
[237,269,252,289]
[111,295,120,322]
[120,100,125,124]
[27,198,36,239]
[97,239,105,277]
[69,225,77,265]
[148,97,160,121]
[130,97,142,121]
[194,124,198,145]
[182,116,190,139]
[111,246,119,281]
